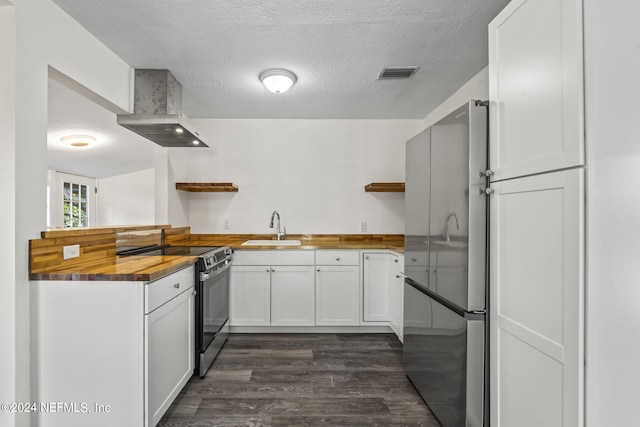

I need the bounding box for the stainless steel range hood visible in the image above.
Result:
[117,69,208,147]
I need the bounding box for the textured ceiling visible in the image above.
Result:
[52,0,510,119]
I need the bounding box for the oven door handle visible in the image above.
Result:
[200,260,231,281]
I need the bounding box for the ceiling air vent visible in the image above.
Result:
[378,67,420,80]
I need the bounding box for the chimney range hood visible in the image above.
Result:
[117,69,208,148]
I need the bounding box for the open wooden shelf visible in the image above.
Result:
[176,182,239,192]
[364,182,405,192]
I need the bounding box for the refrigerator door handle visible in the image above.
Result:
[405,277,485,320]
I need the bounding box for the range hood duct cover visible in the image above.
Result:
[117,69,208,148]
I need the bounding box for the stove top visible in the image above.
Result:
[135,246,221,257]
[117,245,232,272]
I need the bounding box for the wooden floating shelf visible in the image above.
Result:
[364,182,405,193]
[176,182,239,192]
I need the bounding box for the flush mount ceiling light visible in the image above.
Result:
[60,134,96,148]
[259,69,297,94]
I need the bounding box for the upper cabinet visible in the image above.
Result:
[489,0,584,181]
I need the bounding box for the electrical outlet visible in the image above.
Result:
[63,244,80,260]
[223,219,230,229]
[360,221,367,233]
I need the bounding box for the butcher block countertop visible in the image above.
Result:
[30,226,403,281]
[179,233,404,253]
[30,255,198,282]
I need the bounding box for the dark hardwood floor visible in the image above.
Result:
[159,333,440,427]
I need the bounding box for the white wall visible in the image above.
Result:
[97,169,155,226]
[170,119,423,234]
[9,1,132,426]
[424,66,489,128]
[0,4,16,427]
[584,0,640,425]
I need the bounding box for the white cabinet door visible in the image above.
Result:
[363,253,389,322]
[388,254,404,341]
[490,169,584,427]
[489,0,584,181]
[229,266,271,326]
[271,265,315,326]
[145,287,194,427]
[315,265,360,326]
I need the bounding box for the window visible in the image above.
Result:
[63,181,90,228]
[48,171,96,229]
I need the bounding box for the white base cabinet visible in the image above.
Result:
[32,266,195,427]
[229,266,271,326]
[362,252,390,322]
[230,249,403,341]
[230,265,315,327]
[271,266,315,326]
[315,250,361,326]
[146,288,194,426]
[230,251,315,327]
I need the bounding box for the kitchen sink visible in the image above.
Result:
[241,239,302,246]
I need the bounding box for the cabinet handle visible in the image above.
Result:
[173,283,180,289]
[365,255,369,260]
[485,187,494,195]
[394,259,399,263]
[412,257,417,262]
[335,257,341,261]
[316,268,321,272]
[271,268,275,272]
[192,290,197,296]
[266,268,270,272]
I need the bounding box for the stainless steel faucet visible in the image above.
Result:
[442,213,459,242]
[269,210,287,240]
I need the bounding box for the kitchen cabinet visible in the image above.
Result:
[362,252,389,322]
[32,265,195,427]
[489,0,584,181]
[388,253,404,341]
[229,266,271,326]
[489,169,584,427]
[489,0,585,425]
[270,266,315,326]
[145,277,195,426]
[230,250,315,327]
[315,250,360,326]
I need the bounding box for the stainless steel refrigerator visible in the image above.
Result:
[403,101,488,427]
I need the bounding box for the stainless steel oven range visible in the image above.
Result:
[194,246,232,377]
[116,244,233,378]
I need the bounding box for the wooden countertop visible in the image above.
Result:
[30,230,404,282]
[30,255,198,282]
[180,234,405,253]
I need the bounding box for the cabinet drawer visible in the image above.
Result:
[315,250,360,266]
[232,250,314,266]
[145,265,195,314]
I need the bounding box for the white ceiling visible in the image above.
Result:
[51,0,510,120]
[48,78,155,179]
[47,0,509,179]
